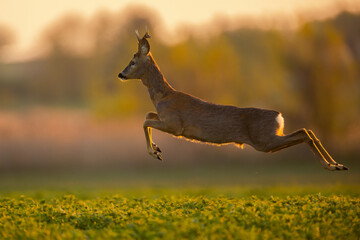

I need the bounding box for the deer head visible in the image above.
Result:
[118,29,151,81]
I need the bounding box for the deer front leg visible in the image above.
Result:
[145,112,162,153]
[143,112,183,161]
[144,112,163,161]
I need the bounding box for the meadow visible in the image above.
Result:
[0,184,359,240]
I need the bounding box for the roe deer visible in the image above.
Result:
[118,29,348,171]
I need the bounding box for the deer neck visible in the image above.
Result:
[141,54,175,106]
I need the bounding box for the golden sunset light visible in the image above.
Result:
[0,1,359,239]
[0,0,359,62]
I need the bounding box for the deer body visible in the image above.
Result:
[142,54,282,148]
[118,30,348,171]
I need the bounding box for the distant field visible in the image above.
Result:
[1,186,359,240]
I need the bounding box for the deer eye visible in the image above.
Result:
[130,61,135,66]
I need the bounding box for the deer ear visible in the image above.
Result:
[138,38,150,55]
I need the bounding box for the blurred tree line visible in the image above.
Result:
[0,7,359,145]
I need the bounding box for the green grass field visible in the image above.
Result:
[1,186,359,240]
[0,159,359,239]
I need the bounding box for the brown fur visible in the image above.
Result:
[118,31,348,171]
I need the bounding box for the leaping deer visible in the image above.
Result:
[118,29,348,171]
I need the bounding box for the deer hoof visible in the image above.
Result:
[149,150,162,161]
[336,163,349,170]
[153,151,163,161]
[337,164,348,170]
[152,143,162,153]
[333,164,348,171]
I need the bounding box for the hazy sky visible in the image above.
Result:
[0,0,359,62]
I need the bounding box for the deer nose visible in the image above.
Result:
[118,72,127,80]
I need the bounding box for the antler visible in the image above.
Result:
[144,26,151,39]
[135,30,141,41]
[135,27,151,42]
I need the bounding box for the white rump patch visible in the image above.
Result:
[275,113,285,135]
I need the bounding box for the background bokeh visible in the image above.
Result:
[0,1,359,190]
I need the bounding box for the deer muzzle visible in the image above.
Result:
[118,72,127,80]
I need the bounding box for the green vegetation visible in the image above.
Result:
[1,187,359,239]
[0,7,359,239]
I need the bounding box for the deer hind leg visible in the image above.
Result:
[262,129,346,171]
[144,112,163,161]
[307,130,348,170]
